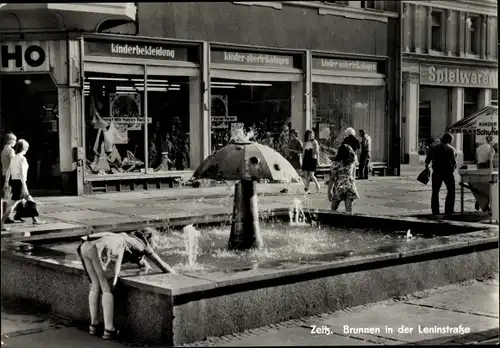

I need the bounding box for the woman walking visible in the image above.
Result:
[77,228,176,340]
[301,129,321,193]
[327,144,359,213]
[1,139,43,230]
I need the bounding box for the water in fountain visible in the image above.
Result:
[183,224,202,270]
[289,197,307,226]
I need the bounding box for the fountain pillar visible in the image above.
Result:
[228,180,263,251]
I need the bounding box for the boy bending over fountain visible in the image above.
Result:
[327,144,359,213]
[77,227,175,340]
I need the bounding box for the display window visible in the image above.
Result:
[84,72,147,176]
[146,75,190,172]
[312,83,387,164]
[210,79,291,158]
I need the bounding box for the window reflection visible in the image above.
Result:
[84,73,146,176]
[146,76,190,172]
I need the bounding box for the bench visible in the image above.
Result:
[84,171,193,194]
[315,161,389,181]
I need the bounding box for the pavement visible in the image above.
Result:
[1,278,498,347]
[1,165,492,238]
[1,165,498,346]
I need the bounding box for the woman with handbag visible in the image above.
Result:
[1,139,44,230]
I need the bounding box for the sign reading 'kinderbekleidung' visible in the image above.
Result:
[211,51,294,68]
[84,40,189,61]
[420,65,498,88]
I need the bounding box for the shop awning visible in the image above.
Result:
[448,105,498,134]
[0,3,136,31]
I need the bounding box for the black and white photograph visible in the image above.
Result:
[0,1,498,347]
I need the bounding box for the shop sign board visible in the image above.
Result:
[84,40,189,61]
[211,116,237,129]
[476,113,498,144]
[0,41,50,72]
[312,58,378,73]
[420,65,498,89]
[211,50,294,68]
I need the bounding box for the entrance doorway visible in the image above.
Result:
[0,74,61,196]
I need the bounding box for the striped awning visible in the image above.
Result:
[448,105,498,134]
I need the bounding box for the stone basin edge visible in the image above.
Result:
[2,232,497,301]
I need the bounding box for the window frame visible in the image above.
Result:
[466,14,481,57]
[429,9,445,54]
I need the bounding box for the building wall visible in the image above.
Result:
[402,1,497,59]
[401,0,497,165]
[136,2,391,55]
[420,87,449,140]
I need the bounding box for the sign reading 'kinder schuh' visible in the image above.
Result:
[420,65,498,88]
[84,40,189,61]
[211,50,295,68]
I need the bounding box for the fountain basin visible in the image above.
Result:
[1,210,498,346]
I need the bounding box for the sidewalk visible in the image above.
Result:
[2,166,483,238]
[2,278,498,347]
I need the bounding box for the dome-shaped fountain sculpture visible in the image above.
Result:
[193,132,302,251]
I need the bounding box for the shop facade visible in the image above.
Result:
[1,2,400,195]
[402,61,498,166]
[311,55,388,165]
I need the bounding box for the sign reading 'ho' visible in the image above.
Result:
[420,65,498,89]
[211,51,295,68]
[84,40,189,61]
[0,42,49,72]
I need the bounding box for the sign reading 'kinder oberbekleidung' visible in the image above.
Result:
[312,58,378,73]
[211,50,294,68]
[84,40,189,61]
[420,65,498,88]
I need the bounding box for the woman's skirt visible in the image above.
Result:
[10,179,23,201]
[77,233,126,285]
[301,149,317,172]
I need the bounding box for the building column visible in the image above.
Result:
[189,76,202,169]
[403,72,420,165]
[291,51,309,137]
[480,15,487,59]
[445,9,452,56]
[450,87,464,168]
[426,7,432,53]
[201,42,211,160]
[478,89,492,109]
[459,12,465,57]
[402,3,410,52]
[414,5,422,53]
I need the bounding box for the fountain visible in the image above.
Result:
[193,128,301,251]
[289,197,306,226]
[183,224,201,268]
[1,131,498,346]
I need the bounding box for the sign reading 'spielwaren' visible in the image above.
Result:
[420,65,498,88]
[84,40,188,61]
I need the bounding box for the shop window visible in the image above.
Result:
[311,83,387,164]
[491,89,498,105]
[430,10,444,52]
[361,1,375,9]
[146,75,190,172]
[84,72,147,177]
[463,88,479,161]
[466,15,481,55]
[418,101,431,155]
[210,79,291,158]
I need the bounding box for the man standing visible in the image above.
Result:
[358,129,371,180]
[425,133,457,215]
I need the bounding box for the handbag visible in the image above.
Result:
[2,186,11,200]
[417,168,431,185]
[14,199,40,219]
